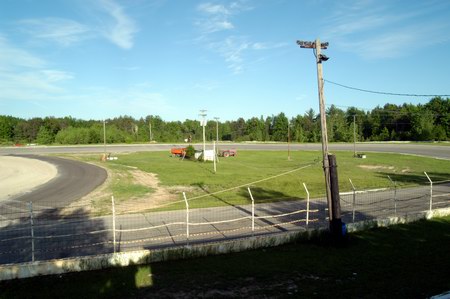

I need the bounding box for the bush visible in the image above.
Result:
[185,145,196,159]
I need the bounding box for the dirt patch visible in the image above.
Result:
[66,166,197,215]
[359,165,395,171]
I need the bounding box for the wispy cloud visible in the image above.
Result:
[209,36,287,73]
[322,1,450,59]
[97,0,138,49]
[196,1,251,34]
[18,18,91,46]
[0,35,73,101]
[0,35,45,70]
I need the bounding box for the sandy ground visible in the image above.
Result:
[0,156,57,200]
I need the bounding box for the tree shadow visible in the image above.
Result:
[0,204,112,264]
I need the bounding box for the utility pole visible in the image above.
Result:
[287,123,291,161]
[103,120,107,155]
[199,110,207,161]
[353,115,356,157]
[214,117,220,150]
[149,116,153,142]
[297,38,333,222]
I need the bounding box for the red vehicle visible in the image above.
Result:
[219,149,237,157]
[170,147,186,157]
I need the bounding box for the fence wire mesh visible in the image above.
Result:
[0,178,449,265]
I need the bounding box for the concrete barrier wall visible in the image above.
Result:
[1,207,449,281]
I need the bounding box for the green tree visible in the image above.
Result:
[36,126,54,144]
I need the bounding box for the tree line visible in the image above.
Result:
[0,97,448,145]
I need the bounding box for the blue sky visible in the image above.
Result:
[1,0,450,121]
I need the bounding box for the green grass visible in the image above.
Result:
[75,150,450,211]
[2,215,450,298]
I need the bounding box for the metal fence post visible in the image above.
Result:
[247,187,255,234]
[388,175,397,216]
[303,183,310,227]
[111,196,116,254]
[29,201,35,262]
[183,192,189,244]
[349,179,356,223]
[424,172,433,213]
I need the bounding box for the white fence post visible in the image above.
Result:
[111,196,116,254]
[424,172,433,213]
[29,201,35,262]
[388,175,397,216]
[349,179,356,223]
[247,187,255,233]
[183,192,189,243]
[302,183,310,227]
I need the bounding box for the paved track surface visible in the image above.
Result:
[3,155,107,207]
[1,143,449,160]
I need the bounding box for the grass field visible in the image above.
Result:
[2,215,450,298]
[72,150,450,213]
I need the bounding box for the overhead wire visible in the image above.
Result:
[324,79,450,97]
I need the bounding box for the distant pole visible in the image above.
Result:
[103,120,107,154]
[353,115,356,157]
[297,38,333,221]
[149,117,152,142]
[287,124,291,160]
[214,117,220,153]
[199,110,207,161]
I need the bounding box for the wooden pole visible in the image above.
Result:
[328,154,342,237]
[353,115,356,157]
[315,38,333,221]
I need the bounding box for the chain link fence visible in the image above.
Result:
[1,176,449,265]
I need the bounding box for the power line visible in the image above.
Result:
[324,79,450,97]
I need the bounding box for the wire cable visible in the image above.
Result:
[324,79,450,97]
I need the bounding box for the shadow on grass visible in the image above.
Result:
[3,216,450,298]
[375,171,449,185]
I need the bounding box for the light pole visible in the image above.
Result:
[103,120,107,155]
[214,117,220,153]
[149,116,153,142]
[297,38,333,221]
[199,110,207,160]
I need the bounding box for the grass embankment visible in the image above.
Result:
[73,150,450,213]
[2,215,450,298]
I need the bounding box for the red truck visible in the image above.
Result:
[170,147,186,157]
[219,149,237,157]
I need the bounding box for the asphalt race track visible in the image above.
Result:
[0,142,449,160]
[4,155,107,208]
[0,142,447,209]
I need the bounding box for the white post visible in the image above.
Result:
[303,183,310,227]
[424,172,433,212]
[349,179,356,223]
[111,196,116,253]
[247,187,255,233]
[29,201,35,262]
[183,192,189,243]
[388,175,397,216]
[213,141,217,173]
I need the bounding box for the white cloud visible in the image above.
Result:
[18,18,91,46]
[97,0,138,49]
[209,36,288,74]
[0,36,73,101]
[198,3,230,15]
[0,35,45,70]
[196,1,250,34]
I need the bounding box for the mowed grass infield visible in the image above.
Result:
[74,150,450,212]
[68,150,450,211]
[1,215,450,298]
